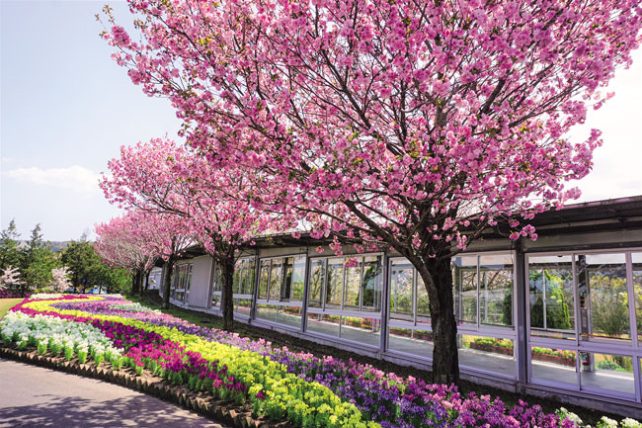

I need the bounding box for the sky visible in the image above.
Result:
[1,1,641,241]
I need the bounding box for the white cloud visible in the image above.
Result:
[4,165,100,194]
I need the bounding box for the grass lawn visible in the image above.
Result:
[127,292,618,425]
[0,298,22,319]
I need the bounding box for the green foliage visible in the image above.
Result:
[23,246,59,292]
[61,239,104,292]
[0,220,22,271]
[60,239,131,293]
[530,270,572,330]
[502,288,512,326]
[590,274,630,338]
[1,223,62,294]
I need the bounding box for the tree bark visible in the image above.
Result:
[220,257,235,331]
[137,270,146,296]
[131,271,141,295]
[162,257,176,309]
[417,255,460,385]
[143,270,151,292]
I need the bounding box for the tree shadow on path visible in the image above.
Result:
[0,393,224,427]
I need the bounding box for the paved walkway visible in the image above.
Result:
[0,358,229,427]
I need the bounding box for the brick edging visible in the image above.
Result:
[0,347,288,428]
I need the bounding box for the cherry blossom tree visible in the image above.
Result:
[95,209,192,307]
[103,0,642,383]
[101,138,275,330]
[51,267,71,292]
[0,265,22,292]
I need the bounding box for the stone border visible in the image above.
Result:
[0,347,291,428]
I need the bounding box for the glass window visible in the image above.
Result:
[390,261,413,321]
[308,259,325,308]
[529,255,575,340]
[280,258,293,301]
[416,275,430,323]
[258,260,270,299]
[233,266,242,294]
[291,256,306,301]
[453,255,478,324]
[632,253,642,343]
[233,258,255,296]
[388,327,433,356]
[344,260,361,309]
[479,255,513,327]
[274,305,303,329]
[210,264,222,308]
[307,313,340,337]
[340,315,380,347]
[362,256,382,310]
[577,253,630,341]
[184,265,192,296]
[269,259,284,301]
[325,258,344,308]
[459,335,516,377]
[580,352,635,396]
[242,258,256,295]
[531,346,578,387]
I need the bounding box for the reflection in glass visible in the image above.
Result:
[459,335,516,377]
[416,276,430,323]
[577,254,629,341]
[344,262,361,309]
[362,256,382,309]
[210,265,222,308]
[269,259,284,301]
[308,259,325,308]
[387,327,433,357]
[479,255,513,327]
[326,258,344,308]
[531,346,578,386]
[631,253,642,342]
[340,315,380,347]
[291,257,306,301]
[453,256,478,324]
[529,255,575,340]
[306,313,340,337]
[390,262,413,321]
[579,352,635,396]
[258,261,270,299]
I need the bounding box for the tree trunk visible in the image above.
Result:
[220,257,235,331]
[418,255,460,385]
[143,270,151,293]
[137,270,145,296]
[162,257,176,309]
[131,271,141,295]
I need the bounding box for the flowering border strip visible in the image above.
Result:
[0,345,286,428]
[14,297,378,428]
[46,297,578,428]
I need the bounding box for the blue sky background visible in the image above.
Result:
[1,0,180,241]
[1,1,641,241]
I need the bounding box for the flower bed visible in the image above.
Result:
[2,295,641,428]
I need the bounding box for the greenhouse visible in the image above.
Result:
[157,196,642,416]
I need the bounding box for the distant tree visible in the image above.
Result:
[50,267,72,292]
[61,239,103,293]
[94,212,157,295]
[0,265,23,292]
[0,220,22,271]
[18,224,59,295]
[95,210,192,308]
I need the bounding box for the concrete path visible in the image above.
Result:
[0,358,229,427]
